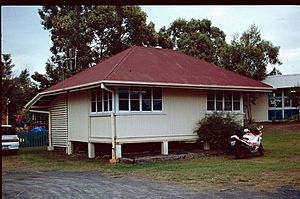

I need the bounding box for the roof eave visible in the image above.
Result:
[24,90,68,109]
[102,80,273,92]
[25,81,104,109]
[25,79,273,110]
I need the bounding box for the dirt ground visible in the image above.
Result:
[2,170,300,199]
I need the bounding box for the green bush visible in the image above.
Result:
[194,112,243,150]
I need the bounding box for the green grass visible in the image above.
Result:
[111,123,300,191]
[2,147,110,172]
[3,123,300,191]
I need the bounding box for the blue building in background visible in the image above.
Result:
[263,74,300,120]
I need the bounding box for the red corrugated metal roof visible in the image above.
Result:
[43,45,271,93]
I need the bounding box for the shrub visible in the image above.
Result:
[194,112,243,150]
[244,119,260,133]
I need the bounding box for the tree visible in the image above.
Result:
[17,69,38,102]
[220,24,282,80]
[168,18,227,65]
[268,67,282,76]
[1,54,38,126]
[34,6,158,90]
[2,54,14,79]
[1,54,14,118]
[157,26,173,49]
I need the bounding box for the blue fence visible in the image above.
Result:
[18,127,49,147]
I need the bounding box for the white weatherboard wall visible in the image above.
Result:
[251,93,268,122]
[50,94,68,147]
[68,90,89,142]
[90,116,112,140]
[116,88,206,143]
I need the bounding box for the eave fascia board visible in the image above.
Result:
[25,81,104,109]
[40,80,105,95]
[29,110,50,114]
[25,78,273,110]
[24,93,42,109]
[101,80,273,92]
[24,90,68,109]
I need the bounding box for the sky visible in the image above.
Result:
[2,5,300,77]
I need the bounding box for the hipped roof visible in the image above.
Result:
[25,45,272,109]
[43,45,271,93]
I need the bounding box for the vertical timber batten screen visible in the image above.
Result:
[50,94,68,148]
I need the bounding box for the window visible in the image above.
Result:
[207,91,241,111]
[91,89,96,112]
[97,89,103,112]
[224,92,232,111]
[268,90,282,108]
[283,90,291,107]
[153,88,162,110]
[142,88,152,111]
[118,87,162,112]
[119,89,129,111]
[216,91,223,111]
[207,91,215,111]
[130,89,140,111]
[284,97,291,107]
[91,88,112,113]
[233,92,240,111]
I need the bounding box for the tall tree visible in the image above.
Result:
[34,5,158,91]
[1,54,14,124]
[220,25,281,80]
[168,18,227,65]
[1,54,14,116]
[2,54,14,79]
[1,54,38,126]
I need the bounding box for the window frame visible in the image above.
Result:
[206,91,242,112]
[116,87,163,113]
[268,91,283,108]
[90,88,113,114]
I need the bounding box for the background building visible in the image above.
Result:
[263,74,300,120]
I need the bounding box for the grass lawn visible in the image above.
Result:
[2,123,300,192]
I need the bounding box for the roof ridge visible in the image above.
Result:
[103,45,136,80]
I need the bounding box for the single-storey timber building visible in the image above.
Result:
[25,45,273,160]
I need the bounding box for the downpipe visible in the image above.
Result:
[101,83,117,161]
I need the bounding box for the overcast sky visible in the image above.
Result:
[2,5,300,77]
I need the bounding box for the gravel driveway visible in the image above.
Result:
[2,171,300,199]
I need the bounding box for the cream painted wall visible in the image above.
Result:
[251,93,269,122]
[165,88,206,136]
[116,114,168,138]
[66,87,260,144]
[90,116,112,138]
[68,91,89,142]
[115,88,206,140]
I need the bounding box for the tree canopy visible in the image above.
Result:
[156,19,281,80]
[168,18,226,65]
[268,67,282,76]
[1,54,37,126]
[33,6,158,90]
[32,8,282,91]
[219,25,282,80]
